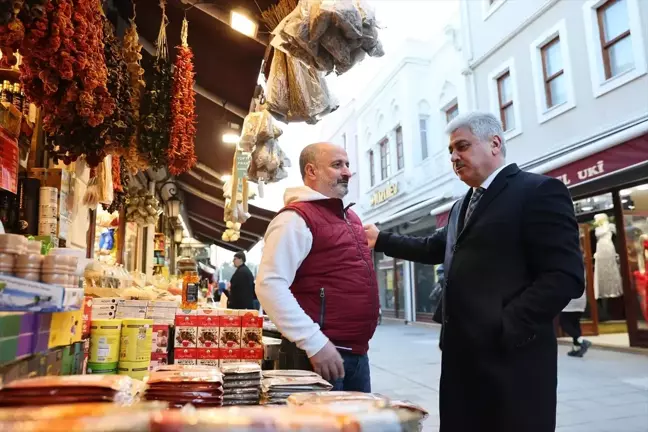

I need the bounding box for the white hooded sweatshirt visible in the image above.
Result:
[255,186,333,358]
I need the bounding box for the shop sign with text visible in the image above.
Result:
[370,183,398,206]
[546,134,648,187]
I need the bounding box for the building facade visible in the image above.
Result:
[460,0,648,347]
[318,30,467,323]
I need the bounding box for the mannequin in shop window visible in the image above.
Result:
[593,214,624,304]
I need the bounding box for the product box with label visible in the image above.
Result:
[240,309,262,350]
[240,347,263,365]
[197,307,219,327]
[197,347,219,367]
[175,309,198,326]
[175,326,197,349]
[116,306,147,319]
[219,358,240,367]
[48,310,82,348]
[151,324,170,355]
[150,352,169,371]
[174,347,197,366]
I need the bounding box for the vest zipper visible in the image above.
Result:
[319,287,325,329]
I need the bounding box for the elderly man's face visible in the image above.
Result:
[307,144,352,199]
[448,127,503,188]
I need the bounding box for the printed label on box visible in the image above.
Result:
[219,326,241,350]
[197,347,220,360]
[175,309,199,326]
[240,311,263,328]
[197,327,219,348]
[240,347,264,361]
[219,359,240,367]
[116,306,147,319]
[197,308,219,327]
[174,348,197,360]
[117,299,149,308]
[175,326,197,348]
[89,310,115,319]
[219,347,241,360]
[175,359,197,365]
[90,298,119,306]
[197,359,219,367]
[219,309,242,327]
[151,325,170,354]
[149,301,177,308]
[241,327,263,349]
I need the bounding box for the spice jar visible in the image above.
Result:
[0,234,28,255]
[0,252,15,275]
[182,271,200,310]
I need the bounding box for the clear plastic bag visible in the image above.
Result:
[266,50,290,119]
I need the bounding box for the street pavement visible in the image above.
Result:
[369,321,648,432]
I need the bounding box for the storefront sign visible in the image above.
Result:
[547,134,648,188]
[370,183,398,206]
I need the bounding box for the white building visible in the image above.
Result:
[317,25,468,323]
[460,0,648,348]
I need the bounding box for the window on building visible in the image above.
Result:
[540,36,567,108]
[419,117,429,160]
[369,150,375,187]
[497,71,515,131]
[395,127,404,171]
[445,103,459,123]
[597,0,633,79]
[342,133,347,150]
[379,139,390,181]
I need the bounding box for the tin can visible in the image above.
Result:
[117,360,150,381]
[39,186,58,206]
[119,319,153,362]
[38,218,58,237]
[87,361,118,374]
[89,319,122,363]
[38,204,58,219]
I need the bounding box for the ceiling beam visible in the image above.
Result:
[177,181,226,206]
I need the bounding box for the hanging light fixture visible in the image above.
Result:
[230,10,257,38]
[222,122,241,145]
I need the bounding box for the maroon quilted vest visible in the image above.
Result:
[279,199,379,355]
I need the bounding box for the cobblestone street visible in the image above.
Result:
[369,321,648,432]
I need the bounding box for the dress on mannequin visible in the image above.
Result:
[593,214,624,299]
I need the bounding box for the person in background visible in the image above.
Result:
[227,252,256,310]
[559,289,592,357]
[255,142,379,392]
[364,112,584,432]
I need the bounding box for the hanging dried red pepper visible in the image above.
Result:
[167,17,197,175]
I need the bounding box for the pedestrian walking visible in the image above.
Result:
[364,112,585,432]
[256,142,379,392]
[559,289,592,357]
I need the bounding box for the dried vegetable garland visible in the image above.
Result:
[102,155,129,214]
[138,1,172,169]
[167,17,196,175]
[0,0,25,67]
[102,17,134,156]
[122,14,148,173]
[15,0,114,166]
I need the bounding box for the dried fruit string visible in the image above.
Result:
[122,3,148,173]
[167,15,197,175]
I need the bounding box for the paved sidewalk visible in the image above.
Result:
[369,322,648,432]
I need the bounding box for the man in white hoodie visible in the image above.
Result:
[256,142,379,391]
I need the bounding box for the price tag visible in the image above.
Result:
[235,152,251,177]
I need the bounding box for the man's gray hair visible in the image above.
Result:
[445,111,507,157]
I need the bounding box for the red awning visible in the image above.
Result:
[546,133,648,187]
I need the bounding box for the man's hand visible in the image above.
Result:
[363,224,380,249]
[309,341,345,382]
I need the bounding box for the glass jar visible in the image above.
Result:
[182,271,200,310]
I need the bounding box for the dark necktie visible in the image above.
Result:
[464,187,485,223]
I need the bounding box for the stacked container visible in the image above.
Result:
[37,186,58,237]
[118,318,153,381]
[87,319,122,375]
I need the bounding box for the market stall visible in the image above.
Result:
[0,0,429,429]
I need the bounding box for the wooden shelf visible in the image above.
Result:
[0,68,20,82]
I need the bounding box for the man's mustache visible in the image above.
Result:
[337,178,350,184]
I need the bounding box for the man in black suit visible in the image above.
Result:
[227,251,256,310]
[364,112,584,432]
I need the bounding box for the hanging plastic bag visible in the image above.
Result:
[266,50,290,120]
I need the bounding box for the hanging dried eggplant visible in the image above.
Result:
[167,17,197,175]
[138,2,172,169]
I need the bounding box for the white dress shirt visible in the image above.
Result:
[475,162,514,192]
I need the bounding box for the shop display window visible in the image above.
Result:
[414,262,441,322]
[376,252,405,319]
[621,183,648,331]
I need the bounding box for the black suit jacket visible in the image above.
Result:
[376,164,584,432]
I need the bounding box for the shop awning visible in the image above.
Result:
[114,0,280,251]
[545,133,648,189]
